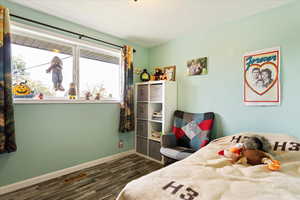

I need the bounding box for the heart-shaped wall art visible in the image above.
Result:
[244,62,278,96]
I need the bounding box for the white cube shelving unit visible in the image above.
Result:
[135,80,177,163]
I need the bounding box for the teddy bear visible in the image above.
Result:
[218,135,280,171]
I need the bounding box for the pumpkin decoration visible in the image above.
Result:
[13,81,34,98]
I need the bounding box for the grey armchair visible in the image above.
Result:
[160,110,215,165]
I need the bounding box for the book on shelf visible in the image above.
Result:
[151,131,162,139]
[152,112,163,120]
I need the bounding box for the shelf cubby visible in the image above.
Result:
[135,81,177,163]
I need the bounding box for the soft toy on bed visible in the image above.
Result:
[218,135,281,171]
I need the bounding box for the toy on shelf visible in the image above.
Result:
[153,68,163,80]
[150,75,156,81]
[140,69,150,82]
[13,81,34,98]
[68,82,76,100]
[160,73,167,80]
[218,135,281,171]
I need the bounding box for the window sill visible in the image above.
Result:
[14,99,121,104]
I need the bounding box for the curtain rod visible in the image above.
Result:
[9,14,136,53]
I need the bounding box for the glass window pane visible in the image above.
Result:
[79,48,120,100]
[11,34,73,99]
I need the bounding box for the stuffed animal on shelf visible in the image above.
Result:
[160,73,168,80]
[218,136,281,171]
[153,68,163,80]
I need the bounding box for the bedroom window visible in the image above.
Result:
[79,48,121,101]
[11,23,122,103]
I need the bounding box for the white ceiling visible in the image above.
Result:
[10,0,293,47]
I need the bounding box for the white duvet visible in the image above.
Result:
[117,133,300,200]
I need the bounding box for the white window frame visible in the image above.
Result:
[11,21,123,104]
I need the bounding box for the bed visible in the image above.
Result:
[117,132,300,200]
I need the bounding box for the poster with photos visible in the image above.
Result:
[243,47,280,106]
[187,57,208,76]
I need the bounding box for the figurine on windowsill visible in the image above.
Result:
[85,91,92,100]
[95,93,100,100]
[68,82,76,100]
[38,93,44,100]
[46,56,64,91]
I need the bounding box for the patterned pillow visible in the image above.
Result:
[172,110,214,150]
[190,131,210,151]
[181,121,201,140]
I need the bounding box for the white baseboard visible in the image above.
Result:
[0,150,135,195]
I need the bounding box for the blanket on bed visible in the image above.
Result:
[117,133,300,200]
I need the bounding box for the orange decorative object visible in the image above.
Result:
[150,75,155,81]
[263,159,281,171]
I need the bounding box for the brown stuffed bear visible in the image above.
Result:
[218,136,281,171]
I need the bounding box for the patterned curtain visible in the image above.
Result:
[119,45,134,133]
[0,6,16,154]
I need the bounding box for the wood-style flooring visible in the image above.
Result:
[0,154,163,200]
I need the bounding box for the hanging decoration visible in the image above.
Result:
[46,56,64,91]
[243,47,280,106]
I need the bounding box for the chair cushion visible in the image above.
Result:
[182,121,201,139]
[172,110,214,150]
[160,147,194,160]
[190,131,210,151]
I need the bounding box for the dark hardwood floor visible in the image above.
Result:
[0,154,163,200]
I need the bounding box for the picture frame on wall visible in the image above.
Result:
[163,66,176,81]
[243,47,280,106]
[187,57,208,76]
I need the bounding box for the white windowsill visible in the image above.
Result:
[14,99,121,104]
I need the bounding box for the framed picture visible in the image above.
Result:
[243,47,280,106]
[163,66,176,81]
[187,57,208,76]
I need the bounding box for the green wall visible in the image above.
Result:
[0,1,148,186]
[149,2,300,139]
[1,0,300,188]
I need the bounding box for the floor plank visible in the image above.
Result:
[0,154,163,200]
